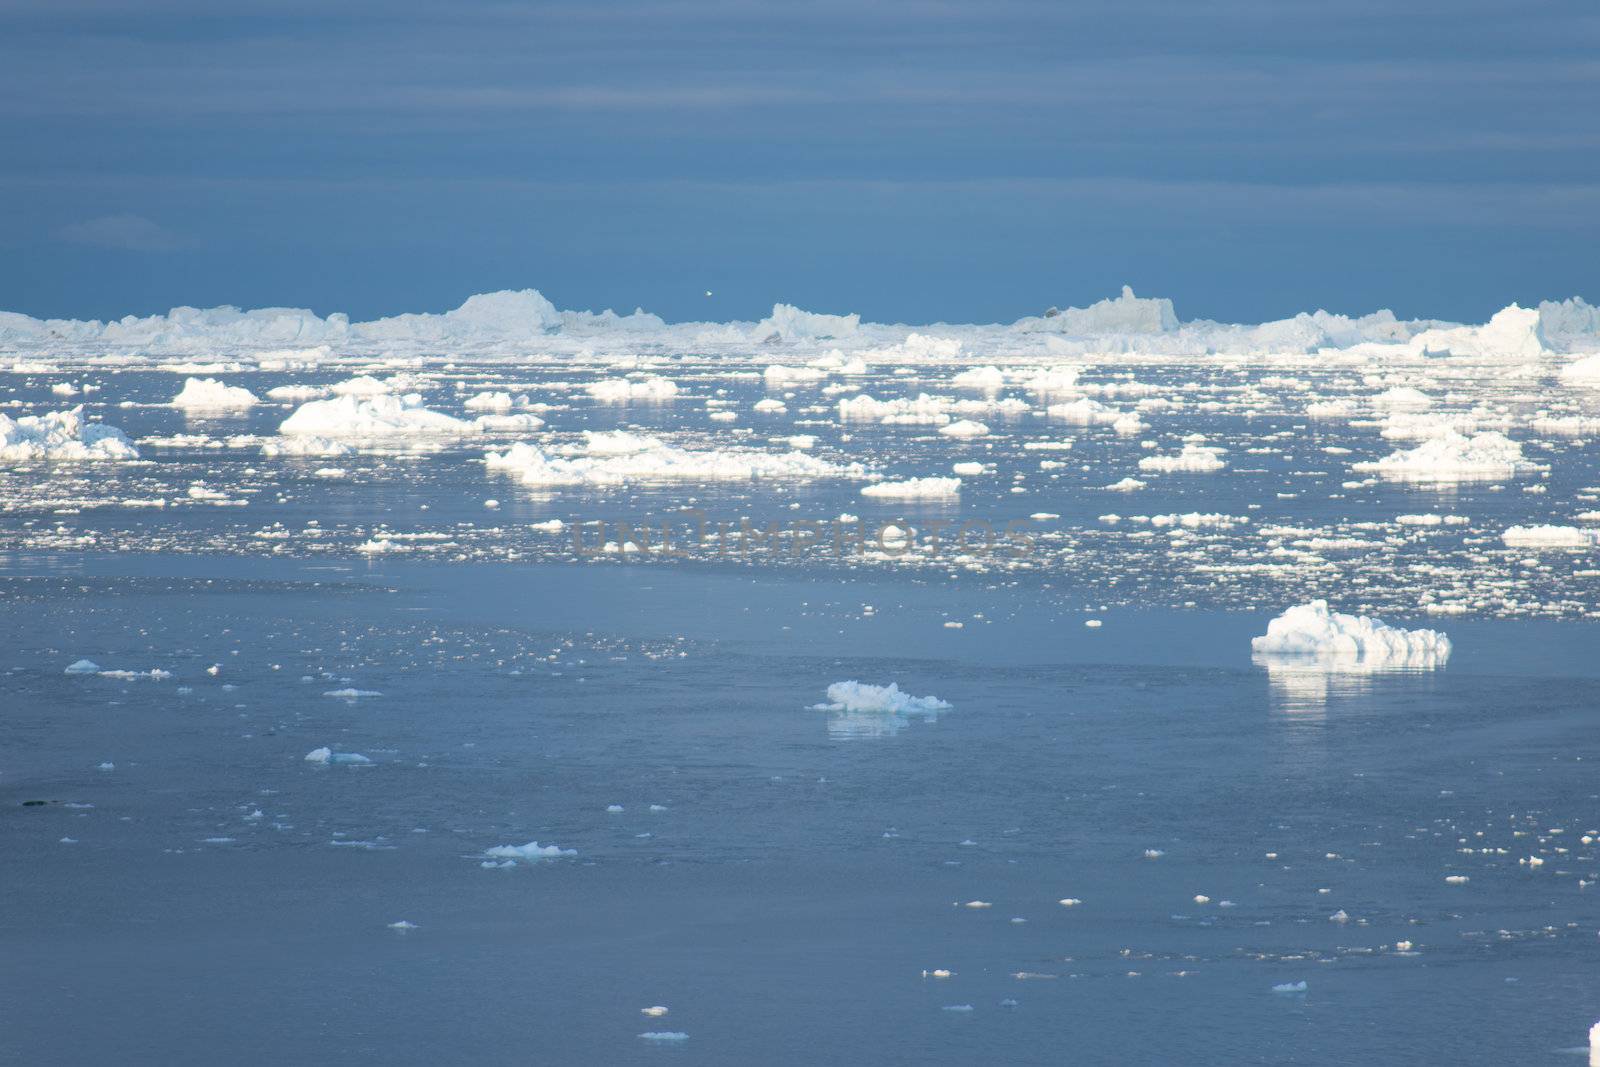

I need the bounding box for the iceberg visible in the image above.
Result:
[172,377,259,411]
[0,407,139,463]
[1251,600,1451,669]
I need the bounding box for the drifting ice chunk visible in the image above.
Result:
[1501,525,1596,549]
[1353,430,1544,483]
[1138,443,1226,473]
[814,681,951,714]
[1560,354,1600,386]
[304,747,371,764]
[585,377,679,402]
[860,477,961,499]
[483,841,577,861]
[171,377,259,411]
[280,394,478,440]
[1252,600,1451,669]
[64,659,101,674]
[938,419,989,438]
[0,407,139,463]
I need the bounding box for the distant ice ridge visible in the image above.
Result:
[171,377,258,411]
[1014,286,1179,335]
[0,407,139,463]
[4,286,1598,362]
[486,435,862,488]
[1252,600,1451,669]
[814,681,951,714]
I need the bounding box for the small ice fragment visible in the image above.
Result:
[638,1032,688,1042]
[1272,981,1308,994]
[65,659,100,675]
[942,1004,974,1012]
[924,968,954,978]
[1395,940,1414,952]
[606,804,625,813]
[324,688,381,699]
[305,747,332,763]
[1445,875,1470,884]
[97,762,114,772]
[483,841,576,861]
[641,1006,669,1017]
[388,920,418,931]
[1085,619,1103,628]
[1144,849,1164,859]
[964,900,992,909]
[649,804,668,812]
[1329,909,1350,923]
[1194,895,1211,905]
[1058,898,1082,907]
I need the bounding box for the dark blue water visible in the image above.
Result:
[4,555,1600,1064]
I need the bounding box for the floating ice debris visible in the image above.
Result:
[1502,525,1596,549]
[172,377,258,411]
[923,969,954,978]
[606,804,625,813]
[279,393,478,440]
[0,407,139,463]
[1251,600,1451,669]
[304,747,371,765]
[641,1006,669,1017]
[637,1032,688,1042]
[483,841,576,862]
[487,438,856,487]
[588,376,678,402]
[860,476,961,499]
[97,761,114,771]
[97,669,173,681]
[1446,875,1470,884]
[1353,430,1544,483]
[1138,442,1226,473]
[1395,940,1414,952]
[1058,898,1082,907]
[1272,981,1308,994]
[1193,895,1211,905]
[388,920,418,931]
[942,1004,974,1013]
[1085,619,1103,628]
[814,681,950,714]
[963,900,992,909]
[64,659,100,675]
[1143,849,1164,859]
[1329,910,1350,923]
[324,688,382,699]
[938,419,989,438]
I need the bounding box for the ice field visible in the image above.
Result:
[5,287,1600,1063]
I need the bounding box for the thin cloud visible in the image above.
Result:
[56,213,185,251]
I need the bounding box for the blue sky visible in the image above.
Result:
[3,0,1597,325]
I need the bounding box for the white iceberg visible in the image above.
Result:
[0,408,139,463]
[279,394,478,440]
[1251,600,1451,669]
[171,377,259,412]
[483,841,576,861]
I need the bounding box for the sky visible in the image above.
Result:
[2,0,1597,326]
